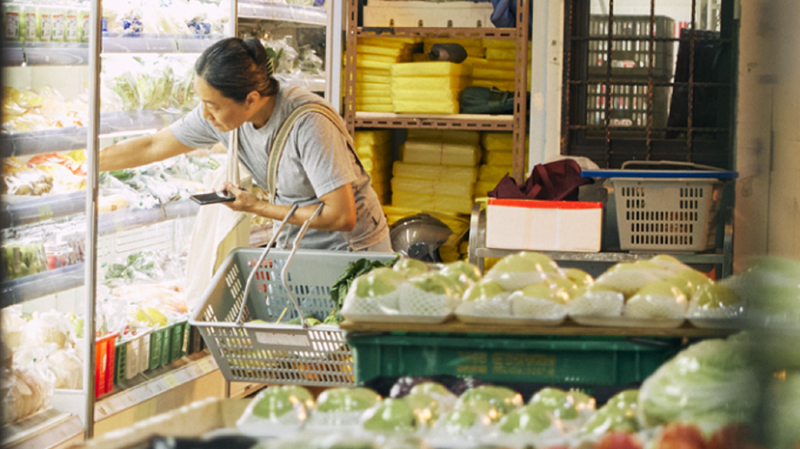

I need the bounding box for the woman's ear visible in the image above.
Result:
[245,90,261,109]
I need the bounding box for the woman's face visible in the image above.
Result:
[194,76,253,132]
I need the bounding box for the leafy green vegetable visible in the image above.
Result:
[637,335,758,428]
[330,256,399,311]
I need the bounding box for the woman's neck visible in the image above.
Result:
[250,95,277,129]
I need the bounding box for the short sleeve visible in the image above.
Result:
[168,104,224,149]
[294,113,358,197]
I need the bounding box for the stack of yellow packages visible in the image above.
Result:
[423,38,485,59]
[354,38,420,112]
[474,132,530,198]
[355,129,393,205]
[391,129,480,215]
[468,39,532,92]
[390,62,472,114]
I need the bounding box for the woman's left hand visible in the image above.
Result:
[220,182,258,213]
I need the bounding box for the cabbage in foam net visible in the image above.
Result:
[624,281,688,319]
[341,268,406,316]
[484,252,560,291]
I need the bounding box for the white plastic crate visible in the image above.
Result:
[612,178,723,252]
[123,330,152,380]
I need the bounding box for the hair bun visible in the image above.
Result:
[242,37,274,78]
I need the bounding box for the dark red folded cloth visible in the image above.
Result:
[488,159,593,201]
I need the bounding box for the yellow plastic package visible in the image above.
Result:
[355,130,392,146]
[391,62,473,78]
[473,67,515,81]
[474,180,499,197]
[401,141,481,167]
[357,59,394,71]
[357,83,392,96]
[393,100,459,114]
[486,47,531,60]
[392,191,473,215]
[425,38,483,47]
[357,45,406,57]
[482,39,516,49]
[465,57,516,71]
[393,161,478,182]
[480,132,512,151]
[424,43,484,58]
[478,164,511,182]
[360,155,392,173]
[392,176,475,198]
[356,96,393,105]
[484,151,514,166]
[358,53,402,64]
[358,147,392,164]
[407,129,480,144]
[391,76,469,91]
[391,89,458,102]
[357,104,394,113]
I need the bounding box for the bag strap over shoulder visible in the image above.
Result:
[266,103,355,203]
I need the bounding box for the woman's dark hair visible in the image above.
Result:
[195,37,278,103]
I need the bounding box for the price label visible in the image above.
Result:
[198,360,213,373]
[37,204,54,221]
[163,374,179,388]
[189,365,203,377]
[174,369,190,383]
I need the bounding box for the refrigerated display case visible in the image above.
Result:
[1,0,236,444]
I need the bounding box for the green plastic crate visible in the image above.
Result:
[149,327,166,371]
[114,341,126,385]
[170,321,187,361]
[348,334,680,386]
[160,324,173,366]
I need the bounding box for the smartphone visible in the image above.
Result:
[190,191,236,205]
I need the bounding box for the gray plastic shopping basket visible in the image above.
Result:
[189,204,395,386]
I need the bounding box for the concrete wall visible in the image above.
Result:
[734,0,800,271]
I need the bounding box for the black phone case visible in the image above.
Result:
[190,192,236,205]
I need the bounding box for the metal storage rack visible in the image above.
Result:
[342,0,531,182]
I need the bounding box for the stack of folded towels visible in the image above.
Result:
[354,37,420,112]
[390,62,472,114]
[474,132,530,198]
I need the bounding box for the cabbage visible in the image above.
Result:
[637,335,758,428]
[361,398,416,433]
[316,387,381,413]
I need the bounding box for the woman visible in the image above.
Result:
[100,37,390,252]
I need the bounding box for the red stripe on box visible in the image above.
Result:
[487,199,603,209]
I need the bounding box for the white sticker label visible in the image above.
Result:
[40,15,51,41]
[52,14,63,40]
[66,14,76,40]
[25,13,35,39]
[255,332,310,347]
[5,13,19,39]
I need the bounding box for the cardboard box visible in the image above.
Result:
[486,199,603,252]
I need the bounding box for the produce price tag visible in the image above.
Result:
[122,392,138,406]
[163,375,179,388]
[208,358,218,369]
[132,386,151,402]
[198,359,214,373]
[152,380,167,393]
[37,204,54,221]
[173,369,191,384]
[189,364,204,377]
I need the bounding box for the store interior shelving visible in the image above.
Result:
[238,0,326,26]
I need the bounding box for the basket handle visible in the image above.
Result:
[235,204,299,325]
[281,203,325,329]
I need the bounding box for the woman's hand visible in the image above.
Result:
[220,182,258,213]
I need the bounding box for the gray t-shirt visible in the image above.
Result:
[169,83,388,251]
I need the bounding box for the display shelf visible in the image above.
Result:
[358,27,517,39]
[2,36,225,67]
[239,0,327,26]
[355,112,515,130]
[475,247,726,265]
[94,351,219,422]
[0,264,84,308]
[0,408,85,449]
[341,317,736,338]
[1,110,185,158]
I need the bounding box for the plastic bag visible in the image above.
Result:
[1,363,55,425]
[1,306,26,350]
[44,348,83,389]
[237,386,309,437]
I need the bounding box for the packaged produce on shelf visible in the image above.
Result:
[2,86,88,133]
[305,387,383,429]
[1,157,53,196]
[1,363,55,426]
[237,386,313,437]
[102,0,226,35]
[101,55,199,112]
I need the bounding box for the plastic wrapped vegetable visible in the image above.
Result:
[1,364,55,425]
[484,251,562,291]
[509,283,569,320]
[389,377,433,399]
[439,260,482,289]
[237,386,309,437]
[340,268,406,316]
[581,390,639,436]
[409,382,457,412]
[1,306,26,349]
[397,272,459,316]
[457,279,512,317]
[637,335,758,428]
[528,387,595,426]
[19,310,74,349]
[593,261,673,297]
[456,385,523,417]
[393,257,429,278]
[624,281,688,319]
[43,348,83,389]
[687,281,745,319]
[360,398,417,434]
[307,387,382,428]
[568,284,625,317]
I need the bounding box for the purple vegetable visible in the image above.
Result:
[450,378,490,397]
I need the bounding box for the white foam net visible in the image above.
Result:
[341,290,400,316]
[397,283,456,316]
[624,294,687,319]
[510,294,568,319]
[567,291,625,317]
